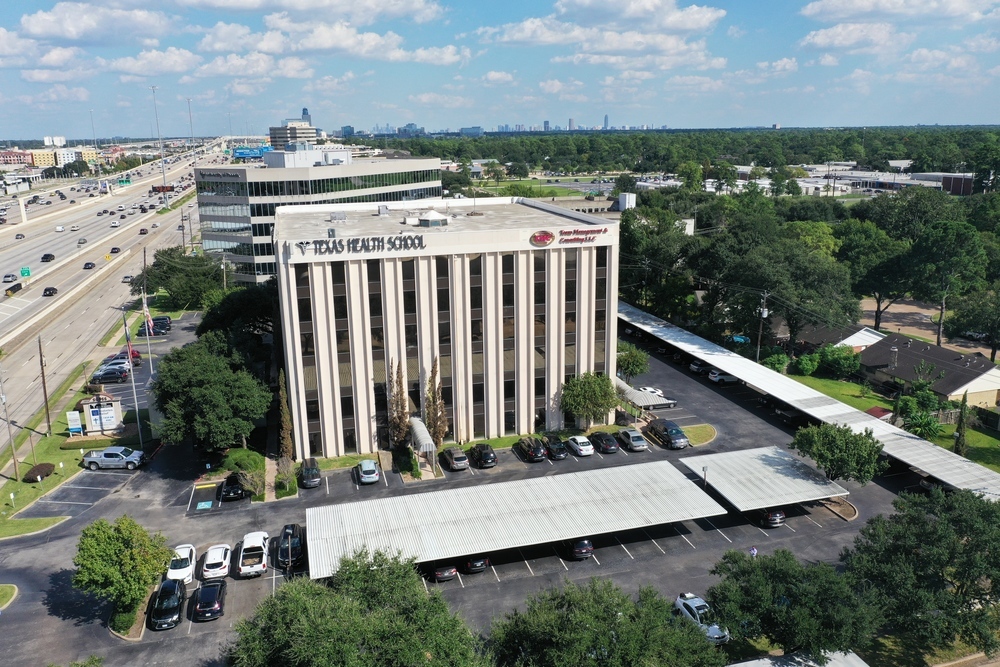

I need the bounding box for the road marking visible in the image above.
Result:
[546,458,553,466]
[673,525,696,549]
[617,537,635,559]
[491,565,500,582]
[558,556,568,571]
[382,472,388,487]
[642,528,666,554]
[186,484,197,511]
[36,499,92,505]
[518,549,534,576]
[592,554,601,565]
[325,476,329,495]
[456,572,465,588]
[63,485,112,490]
[85,470,134,476]
[783,523,797,533]
[702,517,732,543]
[422,577,428,593]
[619,449,628,456]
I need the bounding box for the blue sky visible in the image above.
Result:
[1,1,999,140]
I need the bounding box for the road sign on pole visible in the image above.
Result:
[20,267,30,277]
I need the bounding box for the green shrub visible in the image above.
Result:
[761,353,790,373]
[818,344,860,379]
[222,448,265,473]
[110,606,137,634]
[23,462,56,483]
[791,353,820,376]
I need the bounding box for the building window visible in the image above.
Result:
[369,292,383,318]
[596,245,608,268]
[402,259,415,281]
[297,298,312,323]
[502,253,514,274]
[367,259,381,283]
[333,295,348,320]
[503,284,514,308]
[332,262,346,285]
[469,255,482,276]
[436,256,449,279]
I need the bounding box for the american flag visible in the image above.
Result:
[143,295,154,331]
[121,310,135,360]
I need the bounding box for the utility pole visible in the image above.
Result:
[150,85,170,210]
[0,360,20,482]
[187,211,194,254]
[38,336,52,437]
[187,98,194,147]
[755,292,770,364]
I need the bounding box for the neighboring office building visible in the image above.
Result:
[269,121,317,148]
[460,126,484,137]
[43,136,66,147]
[195,146,442,283]
[276,198,618,458]
[29,150,55,167]
[75,147,98,165]
[0,150,31,166]
[55,148,77,167]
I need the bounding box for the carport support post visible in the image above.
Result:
[702,466,708,489]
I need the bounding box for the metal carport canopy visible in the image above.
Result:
[620,302,1000,499]
[679,446,849,511]
[614,377,674,409]
[306,460,727,579]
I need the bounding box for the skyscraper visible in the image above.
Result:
[604,114,609,130]
[543,120,550,132]
[568,118,576,131]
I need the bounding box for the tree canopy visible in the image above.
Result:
[788,423,886,483]
[616,342,649,384]
[560,372,618,425]
[129,245,224,309]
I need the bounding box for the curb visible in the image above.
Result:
[0,584,19,609]
[821,497,859,522]
[0,517,70,542]
[8,467,85,519]
[107,592,151,643]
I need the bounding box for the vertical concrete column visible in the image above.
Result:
[309,262,343,458]
[382,258,406,398]
[278,246,310,460]
[576,246,595,373]
[483,253,504,438]
[514,250,535,434]
[545,249,566,431]
[345,260,376,454]
[450,256,474,443]
[606,240,621,378]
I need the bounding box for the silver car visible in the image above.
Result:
[443,447,470,471]
[357,459,380,484]
[566,435,594,456]
[617,428,649,452]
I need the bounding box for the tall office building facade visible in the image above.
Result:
[276,198,619,459]
[196,152,442,283]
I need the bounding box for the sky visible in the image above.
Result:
[1,0,999,141]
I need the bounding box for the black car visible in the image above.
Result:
[299,457,321,488]
[40,253,55,262]
[276,523,305,569]
[423,562,458,582]
[219,473,247,501]
[464,555,490,573]
[137,324,168,337]
[152,315,172,329]
[193,580,226,621]
[150,579,186,630]
[468,443,497,468]
[516,437,547,462]
[590,431,619,454]
[542,434,568,460]
[647,419,689,450]
[91,368,128,384]
[83,262,96,270]
[110,246,121,253]
[564,539,595,560]
[42,287,58,296]
[14,233,24,239]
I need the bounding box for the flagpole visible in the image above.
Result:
[121,308,145,451]
[142,292,154,375]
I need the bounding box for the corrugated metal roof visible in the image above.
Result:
[306,460,727,579]
[678,446,848,511]
[620,302,1000,500]
[614,377,674,408]
[733,651,870,667]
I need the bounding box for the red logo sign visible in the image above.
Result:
[530,230,555,247]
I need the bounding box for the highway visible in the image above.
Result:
[0,146,227,463]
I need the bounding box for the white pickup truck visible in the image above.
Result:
[238,531,269,578]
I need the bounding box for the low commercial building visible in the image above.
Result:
[275,198,619,459]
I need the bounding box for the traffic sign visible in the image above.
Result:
[20,267,29,277]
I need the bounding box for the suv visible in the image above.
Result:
[275,523,305,569]
[708,369,739,385]
[647,419,689,449]
[689,360,712,375]
[564,538,594,560]
[468,443,497,468]
[516,437,547,462]
[151,579,186,630]
[443,447,469,471]
[617,428,649,452]
[91,367,128,384]
[300,457,321,488]
[674,593,730,645]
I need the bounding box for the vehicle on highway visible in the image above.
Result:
[150,579,185,630]
[2,274,15,283]
[464,555,490,574]
[70,225,80,231]
[646,419,689,449]
[708,369,739,385]
[55,226,65,232]
[40,253,55,262]
[122,275,132,283]
[201,544,231,579]
[238,531,269,578]
[90,367,128,384]
[566,435,594,456]
[674,593,730,645]
[444,446,470,471]
[516,436,547,462]
[542,434,569,460]
[219,473,248,501]
[177,224,184,230]
[41,286,58,296]
[193,580,227,622]
[357,458,380,484]
[82,446,145,470]
[590,431,619,454]
[299,457,321,488]
[276,523,305,569]
[167,544,196,584]
[468,443,497,468]
[83,262,96,269]
[110,220,119,227]
[119,214,126,220]
[139,228,148,235]
[110,246,121,253]
[77,238,87,245]
[617,428,649,452]
[564,538,594,560]
[14,233,23,239]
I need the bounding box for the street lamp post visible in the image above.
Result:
[89,109,101,177]
[0,361,20,482]
[150,86,170,210]
[187,98,194,147]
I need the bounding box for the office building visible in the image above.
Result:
[604,114,609,130]
[196,146,442,283]
[269,121,317,148]
[544,120,550,132]
[276,198,619,458]
[569,118,576,131]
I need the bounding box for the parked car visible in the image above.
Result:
[463,555,490,574]
[83,262,96,269]
[674,593,730,645]
[82,445,145,470]
[646,419,689,449]
[357,459,380,484]
[193,580,227,621]
[708,369,739,385]
[152,315,172,329]
[590,431,619,454]
[275,523,305,569]
[201,544,231,579]
[638,386,664,397]
[90,367,128,384]
[468,443,497,468]
[167,544,196,584]
[775,407,812,427]
[566,435,594,456]
[516,437,547,462]
[219,473,248,501]
[542,434,569,460]
[41,287,58,297]
[150,579,186,630]
[755,508,786,528]
[443,446,470,471]
[299,457,321,488]
[564,538,594,560]
[137,323,168,336]
[617,428,649,452]
[689,360,712,375]
[424,563,458,582]
[237,531,269,578]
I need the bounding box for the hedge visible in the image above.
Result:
[23,462,55,483]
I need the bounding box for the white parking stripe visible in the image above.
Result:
[592,554,601,565]
[36,499,92,505]
[673,525,696,549]
[617,537,634,559]
[325,477,330,494]
[63,485,113,490]
[518,549,534,576]
[642,529,666,554]
[456,572,465,588]
[491,565,500,582]
[559,557,568,571]
[702,518,732,543]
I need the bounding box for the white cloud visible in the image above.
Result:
[176,0,443,25]
[664,75,724,92]
[17,84,89,105]
[539,78,579,94]
[727,25,746,38]
[303,71,355,93]
[757,57,798,73]
[106,47,202,76]
[21,68,90,83]
[226,79,271,96]
[195,52,313,78]
[965,33,1000,53]
[840,68,876,94]
[553,0,726,32]
[601,70,656,85]
[482,70,514,84]
[38,46,81,67]
[801,0,1000,22]
[0,27,37,57]
[799,22,914,54]
[907,47,978,70]
[197,22,289,54]
[819,53,839,66]
[20,2,170,41]
[407,92,474,107]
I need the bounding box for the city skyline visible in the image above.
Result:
[0,1,999,139]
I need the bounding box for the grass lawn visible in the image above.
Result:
[930,423,1000,474]
[858,633,978,667]
[0,584,16,607]
[685,424,717,446]
[317,453,372,471]
[791,375,893,413]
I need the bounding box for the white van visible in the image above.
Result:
[55,226,65,232]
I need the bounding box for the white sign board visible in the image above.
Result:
[90,405,116,432]
[66,411,83,435]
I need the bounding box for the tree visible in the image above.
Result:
[909,220,987,346]
[130,246,224,309]
[954,391,969,457]
[388,359,410,448]
[484,161,505,188]
[489,578,726,667]
[614,172,637,193]
[228,551,483,667]
[945,280,1000,361]
[47,658,104,667]
[560,372,618,425]
[72,515,171,620]
[841,488,1000,656]
[789,423,887,484]
[676,161,704,191]
[616,342,649,384]
[197,280,277,338]
[903,411,943,440]
[709,549,879,660]
[423,357,448,446]
[506,161,529,179]
[817,343,860,379]
[278,368,294,460]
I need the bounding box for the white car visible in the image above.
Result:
[708,369,739,385]
[167,544,196,584]
[674,593,730,645]
[55,226,65,232]
[566,435,594,456]
[110,221,120,228]
[202,544,231,579]
[639,387,664,397]
[70,225,80,231]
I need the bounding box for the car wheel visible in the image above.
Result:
[118,377,126,383]
[126,461,136,470]
[88,462,99,471]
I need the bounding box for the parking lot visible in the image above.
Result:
[16,468,138,518]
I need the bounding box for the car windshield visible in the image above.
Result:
[155,590,181,609]
[119,448,134,457]
[304,466,319,475]
[631,435,644,442]
[170,556,190,569]
[280,535,301,550]
[668,429,684,437]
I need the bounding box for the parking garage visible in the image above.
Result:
[619,302,1000,499]
[306,460,727,579]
